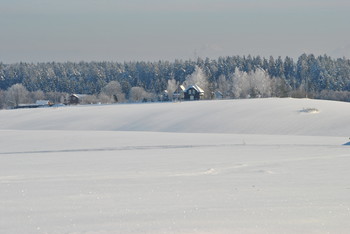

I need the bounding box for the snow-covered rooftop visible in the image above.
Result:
[185,84,204,93]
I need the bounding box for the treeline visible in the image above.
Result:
[1,53,350,108]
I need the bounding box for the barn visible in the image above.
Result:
[68,94,80,105]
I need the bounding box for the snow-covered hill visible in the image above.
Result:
[0,98,349,136]
[1,98,350,234]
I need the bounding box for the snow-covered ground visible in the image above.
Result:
[1,98,350,234]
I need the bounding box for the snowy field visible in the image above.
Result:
[1,98,350,234]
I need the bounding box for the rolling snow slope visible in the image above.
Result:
[1,98,350,234]
[0,98,349,136]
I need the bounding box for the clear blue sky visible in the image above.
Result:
[1,0,349,63]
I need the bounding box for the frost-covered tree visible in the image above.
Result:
[0,90,6,109]
[1,54,350,103]
[45,92,67,104]
[129,86,152,102]
[216,74,231,98]
[271,77,291,97]
[30,90,45,102]
[250,68,272,97]
[296,53,309,96]
[231,68,272,98]
[6,83,30,107]
[183,66,210,98]
[166,78,178,100]
[231,68,249,98]
[77,95,93,105]
[100,81,125,103]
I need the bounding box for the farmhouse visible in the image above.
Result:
[173,85,186,101]
[184,85,204,101]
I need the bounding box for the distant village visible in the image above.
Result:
[14,83,222,109]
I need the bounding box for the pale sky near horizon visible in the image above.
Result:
[1,0,349,63]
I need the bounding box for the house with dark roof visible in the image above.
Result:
[184,85,204,101]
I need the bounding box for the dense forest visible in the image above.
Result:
[1,53,350,109]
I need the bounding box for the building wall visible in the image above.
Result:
[184,88,202,100]
[69,95,80,105]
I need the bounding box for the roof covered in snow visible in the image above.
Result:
[185,85,204,93]
[173,85,186,94]
[35,100,50,105]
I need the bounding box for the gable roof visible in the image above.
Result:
[173,85,186,94]
[185,85,204,93]
[70,94,87,99]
